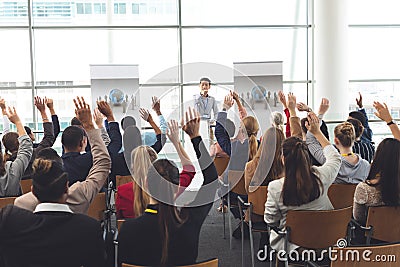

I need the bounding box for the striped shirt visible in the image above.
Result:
[353,140,375,163]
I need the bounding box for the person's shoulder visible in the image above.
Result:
[117,182,134,193]
[268,177,284,192]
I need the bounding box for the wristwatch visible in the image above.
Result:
[387,121,395,126]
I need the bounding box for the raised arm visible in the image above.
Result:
[231,91,247,120]
[34,96,55,152]
[97,100,122,155]
[151,96,167,152]
[215,95,234,156]
[0,98,9,137]
[356,93,373,142]
[45,97,60,140]
[5,107,33,195]
[93,107,111,146]
[278,90,291,137]
[374,101,400,141]
[71,97,112,209]
[287,93,302,138]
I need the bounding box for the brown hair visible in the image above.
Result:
[252,127,285,186]
[242,116,259,161]
[131,145,158,217]
[2,132,19,162]
[282,136,322,206]
[334,122,355,147]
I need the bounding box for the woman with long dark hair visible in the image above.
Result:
[118,108,218,266]
[264,112,341,252]
[353,138,400,225]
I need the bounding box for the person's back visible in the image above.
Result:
[0,205,104,267]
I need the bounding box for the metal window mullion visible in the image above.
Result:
[27,0,37,126]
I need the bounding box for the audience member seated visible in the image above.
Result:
[0,150,105,266]
[118,108,218,266]
[307,121,370,184]
[353,138,400,226]
[347,118,375,163]
[349,92,373,144]
[14,97,111,214]
[264,112,341,252]
[0,107,33,197]
[62,100,120,185]
[116,120,195,219]
[109,96,167,181]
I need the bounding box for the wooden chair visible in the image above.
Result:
[20,179,33,194]
[87,192,106,221]
[117,219,125,232]
[329,242,400,267]
[270,207,353,267]
[328,184,357,209]
[122,258,218,267]
[116,175,132,187]
[352,206,400,244]
[238,186,268,267]
[0,197,16,209]
[213,157,230,176]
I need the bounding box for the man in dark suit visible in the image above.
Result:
[0,97,106,267]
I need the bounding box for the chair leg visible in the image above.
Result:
[228,193,232,249]
[222,198,226,239]
[241,219,244,267]
[249,224,255,267]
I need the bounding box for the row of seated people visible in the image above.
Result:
[0,87,399,266]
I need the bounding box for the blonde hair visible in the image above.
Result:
[334,122,355,148]
[272,111,285,133]
[242,116,260,161]
[131,145,158,217]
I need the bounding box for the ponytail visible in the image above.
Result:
[242,116,260,161]
[282,137,322,206]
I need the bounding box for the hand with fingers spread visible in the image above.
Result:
[318,98,330,116]
[181,107,200,139]
[373,101,392,123]
[93,108,105,128]
[296,102,311,112]
[356,92,363,109]
[231,90,239,102]
[97,100,115,122]
[167,120,180,145]
[34,96,46,113]
[139,108,153,123]
[152,96,161,116]
[278,90,287,109]
[223,94,234,111]
[0,98,7,115]
[73,96,94,130]
[6,106,21,125]
[287,92,297,116]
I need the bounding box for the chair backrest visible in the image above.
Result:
[328,184,357,209]
[248,186,268,216]
[122,258,218,267]
[87,192,106,221]
[116,175,133,187]
[330,243,400,267]
[286,207,352,249]
[118,219,125,232]
[228,170,247,195]
[213,157,230,176]
[366,206,400,242]
[0,197,16,209]
[20,179,33,194]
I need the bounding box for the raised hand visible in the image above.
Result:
[96,100,114,121]
[181,107,200,139]
[0,98,6,115]
[373,101,392,123]
[151,96,161,115]
[307,112,321,135]
[93,108,105,128]
[6,106,21,124]
[278,90,287,109]
[167,120,180,145]
[287,92,297,112]
[73,96,94,130]
[139,108,152,122]
[223,94,234,111]
[45,97,54,110]
[230,90,240,102]
[296,102,311,112]
[318,98,330,115]
[34,96,46,113]
[356,92,363,109]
